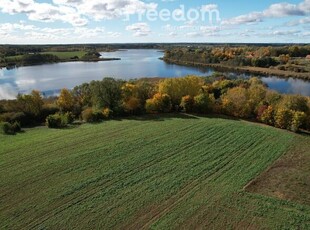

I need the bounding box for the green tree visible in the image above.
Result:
[90,78,124,111]
[194,93,212,114]
[17,90,43,117]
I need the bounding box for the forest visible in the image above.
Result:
[163,45,310,80]
[1,75,309,135]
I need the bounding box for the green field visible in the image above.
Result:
[0,114,309,229]
[41,51,87,59]
[5,51,86,62]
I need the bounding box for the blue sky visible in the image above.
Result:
[0,0,309,44]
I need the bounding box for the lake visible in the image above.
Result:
[0,49,310,99]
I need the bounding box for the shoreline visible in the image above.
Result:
[162,58,310,81]
[0,57,121,69]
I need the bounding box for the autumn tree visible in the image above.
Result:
[17,90,43,117]
[258,106,274,126]
[180,95,195,113]
[290,111,306,132]
[274,108,293,129]
[194,93,213,114]
[247,84,267,115]
[221,87,252,118]
[279,54,290,64]
[159,76,204,106]
[72,83,92,107]
[57,88,74,112]
[277,95,309,113]
[145,93,172,113]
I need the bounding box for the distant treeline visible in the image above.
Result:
[1,75,310,134]
[164,45,310,67]
[0,51,104,67]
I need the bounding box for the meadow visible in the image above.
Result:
[41,51,87,60]
[0,114,309,229]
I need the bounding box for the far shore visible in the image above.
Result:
[0,57,121,69]
[162,58,310,81]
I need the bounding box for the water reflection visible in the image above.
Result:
[262,77,310,96]
[0,49,309,99]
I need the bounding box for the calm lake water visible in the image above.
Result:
[0,49,310,99]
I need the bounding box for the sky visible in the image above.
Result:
[0,0,309,44]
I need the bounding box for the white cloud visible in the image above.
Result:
[0,22,120,43]
[201,4,218,12]
[222,0,310,26]
[0,0,157,26]
[53,0,157,20]
[0,0,87,26]
[222,12,262,25]
[107,32,122,38]
[273,30,300,36]
[126,22,151,37]
[286,17,310,26]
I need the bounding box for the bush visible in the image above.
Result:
[0,122,15,135]
[81,108,104,123]
[11,121,21,133]
[40,104,60,121]
[102,108,113,119]
[46,113,70,128]
[0,112,27,125]
[180,95,195,113]
[64,112,75,124]
[81,108,94,122]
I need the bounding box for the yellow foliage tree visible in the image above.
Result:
[145,93,172,113]
[221,87,252,118]
[158,76,204,105]
[57,88,74,112]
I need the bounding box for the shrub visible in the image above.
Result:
[81,108,104,123]
[11,121,21,133]
[305,114,310,131]
[180,95,195,113]
[64,112,75,124]
[40,104,60,121]
[92,110,105,122]
[102,108,113,119]
[0,112,26,125]
[0,122,15,135]
[81,108,94,122]
[46,113,70,128]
